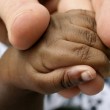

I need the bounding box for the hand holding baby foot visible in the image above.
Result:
[57,0,110,98]
[1,10,110,96]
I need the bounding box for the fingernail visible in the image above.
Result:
[81,71,96,81]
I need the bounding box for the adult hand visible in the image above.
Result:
[0,0,58,50]
[57,0,110,98]
[92,0,110,48]
[1,10,110,97]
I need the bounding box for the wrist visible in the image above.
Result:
[0,83,43,110]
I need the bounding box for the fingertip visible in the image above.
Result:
[79,75,104,95]
[67,65,96,82]
[81,70,96,81]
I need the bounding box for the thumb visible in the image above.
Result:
[30,65,96,94]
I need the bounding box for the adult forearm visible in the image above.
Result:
[0,85,43,110]
[0,48,43,110]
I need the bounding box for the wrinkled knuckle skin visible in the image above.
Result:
[84,16,96,31]
[90,18,96,31]
[60,71,81,89]
[79,9,94,16]
[74,45,90,62]
[60,72,73,89]
[79,10,91,16]
[51,72,65,92]
[78,29,97,46]
[79,28,105,51]
[85,31,97,46]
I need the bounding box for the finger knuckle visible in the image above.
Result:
[78,29,97,46]
[84,16,96,29]
[60,72,73,88]
[85,31,97,46]
[60,71,81,89]
[80,9,94,16]
[74,44,90,62]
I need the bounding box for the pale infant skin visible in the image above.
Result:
[58,0,93,12]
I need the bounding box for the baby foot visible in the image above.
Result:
[0,0,50,49]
